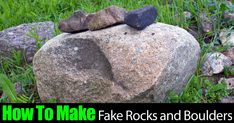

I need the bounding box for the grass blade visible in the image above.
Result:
[0,74,17,103]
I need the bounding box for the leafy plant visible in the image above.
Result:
[27,29,45,49]
[12,50,23,66]
[224,66,234,77]
[168,75,228,103]
[205,81,228,103]
[48,98,58,103]
[0,74,18,102]
[0,74,31,103]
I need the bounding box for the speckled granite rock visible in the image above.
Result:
[202,52,232,76]
[33,23,200,103]
[219,29,234,46]
[86,6,126,31]
[219,78,234,90]
[221,96,234,103]
[0,21,55,62]
[223,47,234,64]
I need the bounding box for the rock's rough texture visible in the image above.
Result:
[223,47,234,64]
[202,53,232,76]
[219,78,234,90]
[59,11,88,33]
[224,11,234,20]
[219,29,234,46]
[199,12,213,33]
[33,23,200,103]
[0,21,55,62]
[221,96,234,103]
[184,11,192,19]
[86,6,126,31]
[125,6,157,30]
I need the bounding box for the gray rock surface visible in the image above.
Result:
[0,21,55,62]
[224,11,234,20]
[86,6,126,31]
[202,52,232,76]
[199,12,213,33]
[223,47,234,64]
[33,23,200,103]
[219,29,234,46]
[184,11,192,19]
[219,78,234,90]
[221,96,234,103]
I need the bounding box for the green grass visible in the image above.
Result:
[0,51,38,103]
[1,0,232,31]
[168,75,228,103]
[0,0,233,103]
[224,66,234,77]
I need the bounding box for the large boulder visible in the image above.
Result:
[33,23,200,103]
[0,21,55,62]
